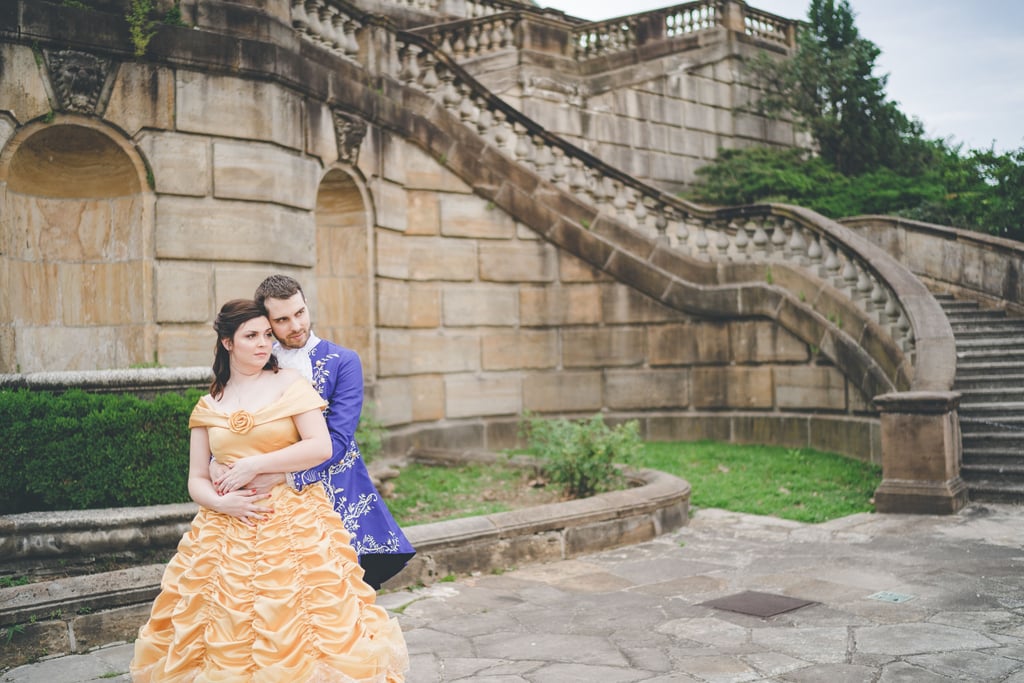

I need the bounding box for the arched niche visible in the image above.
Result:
[313,166,374,377]
[0,118,154,373]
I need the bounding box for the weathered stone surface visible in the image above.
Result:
[155,263,211,323]
[602,284,684,324]
[482,330,558,370]
[157,324,212,368]
[558,250,609,283]
[0,45,51,123]
[562,327,646,368]
[644,414,732,442]
[443,285,519,327]
[730,320,809,363]
[376,232,477,281]
[439,194,517,239]
[137,131,210,197]
[377,280,441,328]
[648,322,730,366]
[175,70,303,150]
[406,190,441,236]
[811,416,879,464]
[155,197,315,266]
[692,366,774,409]
[212,140,320,210]
[71,604,152,652]
[523,371,603,413]
[605,368,690,409]
[0,620,69,668]
[732,415,810,449]
[520,284,602,326]
[377,330,479,376]
[479,242,558,283]
[305,101,338,167]
[104,62,174,137]
[774,365,847,410]
[445,373,522,418]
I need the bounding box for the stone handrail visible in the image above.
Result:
[381,32,952,395]
[285,0,954,397]
[841,215,1024,315]
[409,12,519,60]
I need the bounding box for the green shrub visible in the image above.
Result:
[520,413,640,498]
[0,388,388,514]
[0,389,200,514]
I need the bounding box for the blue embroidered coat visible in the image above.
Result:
[289,339,415,588]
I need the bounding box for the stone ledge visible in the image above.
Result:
[0,454,690,668]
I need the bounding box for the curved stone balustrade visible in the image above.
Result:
[842,215,1024,314]
[411,13,518,59]
[385,27,954,398]
[290,0,366,60]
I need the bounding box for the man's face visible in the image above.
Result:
[263,292,311,350]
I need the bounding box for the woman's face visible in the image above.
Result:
[224,316,274,367]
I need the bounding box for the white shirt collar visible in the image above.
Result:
[274,332,320,382]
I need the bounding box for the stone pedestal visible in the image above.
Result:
[873,391,968,514]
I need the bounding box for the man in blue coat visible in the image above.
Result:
[248,274,415,589]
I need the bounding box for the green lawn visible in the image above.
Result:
[636,441,882,523]
[388,441,882,527]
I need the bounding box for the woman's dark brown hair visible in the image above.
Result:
[210,299,279,400]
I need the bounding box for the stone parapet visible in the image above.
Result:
[0,453,690,670]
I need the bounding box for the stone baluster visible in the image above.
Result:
[841,256,858,294]
[343,18,360,58]
[694,220,710,257]
[823,239,841,283]
[513,124,535,170]
[452,29,467,58]
[476,21,492,54]
[440,67,461,112]
[319,5,337,49]
[769,220,787,257]
[675,213,690,250]
[806,232,824,276]
[855,265,872,303]
[569,158,589,200]
[291,0,309,33]
[400,43,421,85]
[304,0,322,43]
[551,148,569,191]
[612,182,629,221]
[751,221,769,258]
[458,83,477,124]
[869,279,887,318]
[534,138,554,181]
[732,221,749,260]
[476,105,493,138]
[714,222,731,258]
[492,109,513,157]
[633,194,650,235]
[786,222,807,263]
[420,52,439,92]
[493,19,509,49]
[465,26,479,56]
[654,207,670,246]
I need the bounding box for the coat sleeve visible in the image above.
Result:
[288,347,365,491]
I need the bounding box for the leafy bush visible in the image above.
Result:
[0,388,387,514]
[519,413,641,498]
[0,389,200,514]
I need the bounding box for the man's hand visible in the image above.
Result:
[213,489,273,526]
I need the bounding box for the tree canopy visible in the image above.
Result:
[690,0,1023,240]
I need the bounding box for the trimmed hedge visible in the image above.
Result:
[0,389,201,514]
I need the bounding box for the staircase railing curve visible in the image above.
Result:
[288,0,953,396]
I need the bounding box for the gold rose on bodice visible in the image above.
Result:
[228,410,255,435]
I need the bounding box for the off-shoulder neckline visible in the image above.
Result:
[198,377,312,417]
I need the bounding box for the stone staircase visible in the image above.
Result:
[938,293,1024,502]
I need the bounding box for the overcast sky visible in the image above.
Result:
[541,0,1024,153]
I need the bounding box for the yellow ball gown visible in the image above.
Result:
[130,380,408,682]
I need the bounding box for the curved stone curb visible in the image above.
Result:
[0,459,689,668]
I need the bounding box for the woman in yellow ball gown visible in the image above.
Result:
[131,299,408,682]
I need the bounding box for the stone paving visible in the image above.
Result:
[4,504,1024,682]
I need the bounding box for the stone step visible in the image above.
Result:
[939,301,985,312]
[944,310,1010,322]
[956,360,1024,376]
[956,338,1024,352]
[958,388,1024,404]
[957,348,1024,363]
[962,479,1024,504]
[951,325,1024,339]
[959,401,1024,416]
[962,447,1024,466]
[961,430,1024,449]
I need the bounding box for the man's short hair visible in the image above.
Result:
[255,274,304,309]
